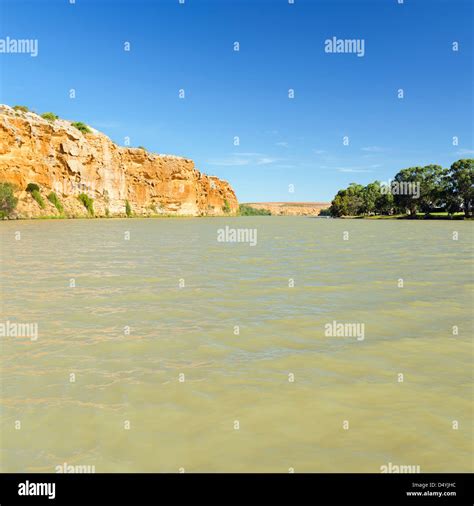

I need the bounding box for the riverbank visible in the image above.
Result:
[348,212,472,220]
[3,212,473,221]
[243,201,330,216]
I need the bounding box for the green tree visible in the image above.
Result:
[374,191,394,215]
[361,181,381,215]
[239,204,271,216]
[448,159,474,218]
[329,189,349,217]
[418,165,445,213]
[345,183,365,215]
[0,182,18,218]
[392,167,424,215]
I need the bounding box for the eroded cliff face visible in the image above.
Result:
[0,105,238,218]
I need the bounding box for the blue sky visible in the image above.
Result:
[0,0,472,202]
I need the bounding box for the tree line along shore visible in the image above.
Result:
[322,159,473,219]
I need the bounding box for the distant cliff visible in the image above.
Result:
[244,202,330,216]
[0,105,238,218]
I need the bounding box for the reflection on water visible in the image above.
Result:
[0,217,472,472]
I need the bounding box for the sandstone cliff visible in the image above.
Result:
[245,202,330,216]
[0,105,238,218]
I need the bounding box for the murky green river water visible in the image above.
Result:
[0,217,472,472]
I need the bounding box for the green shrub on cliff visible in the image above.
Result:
[222,199,231,214]
[0,182,18,218]
[26,183,45,208]
[13,105,29,113]
[41,112,58,122]
[125,200,132,217]
[72,122,92,134]
[78,193,94,216]
[47,191,64,213]
[31,189,45,209]
[26,182,40,193]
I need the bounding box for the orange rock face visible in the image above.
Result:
[0,105,238,218]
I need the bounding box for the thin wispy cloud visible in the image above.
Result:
[361,146,385,152]
[207,157,250,167]
[337,167,373,173]
[273,164,296,169]
[257,157,279,165]
[275,141,289,148]
[207,153,279,167]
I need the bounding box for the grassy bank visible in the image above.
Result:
[345,212,471,220]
